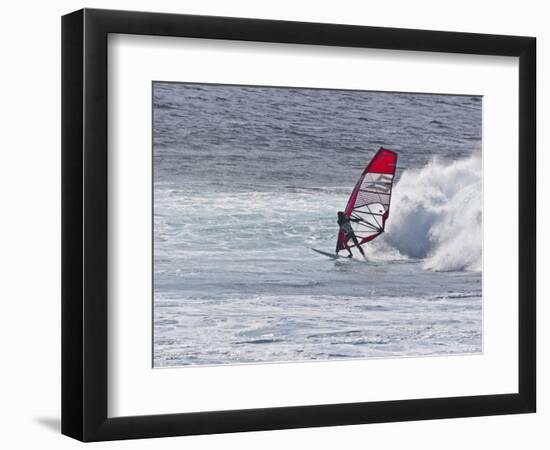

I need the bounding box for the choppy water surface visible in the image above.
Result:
[153,82,482,367]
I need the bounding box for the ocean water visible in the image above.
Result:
[153,82,482,367]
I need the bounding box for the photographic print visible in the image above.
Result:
[153,82,482,368]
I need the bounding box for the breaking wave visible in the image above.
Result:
[383,154,482,271]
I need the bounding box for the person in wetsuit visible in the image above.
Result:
[336,211,366,258]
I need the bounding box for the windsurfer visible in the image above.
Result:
[336,211,366,258]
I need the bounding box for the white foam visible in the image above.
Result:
[383,154,482,271]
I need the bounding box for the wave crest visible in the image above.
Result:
[383,155,482,271]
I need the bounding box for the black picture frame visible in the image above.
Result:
[62,8,536,442]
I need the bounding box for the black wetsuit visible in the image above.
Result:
[337,214,365,257]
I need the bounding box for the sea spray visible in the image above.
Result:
[382,155,482,271]
[153,83,483,366]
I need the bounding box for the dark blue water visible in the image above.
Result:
[153,82,482,367]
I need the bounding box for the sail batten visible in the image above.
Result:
[336,147,398,251]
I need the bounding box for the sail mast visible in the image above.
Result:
[336,147,398,252]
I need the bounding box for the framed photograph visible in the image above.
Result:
[61,8,536,441]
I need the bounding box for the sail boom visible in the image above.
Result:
[336,147,397,251]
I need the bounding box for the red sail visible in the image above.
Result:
[336,147,397,251]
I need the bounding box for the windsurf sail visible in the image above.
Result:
[336,147,398,252]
